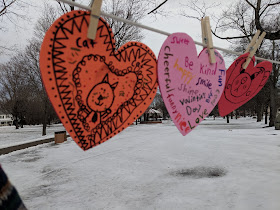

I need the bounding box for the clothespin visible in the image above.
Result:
[201,16,216,64]
[87,0,103,40]
[242,30,266,69]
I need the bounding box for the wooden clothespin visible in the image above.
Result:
[87,0,103,40]
[242,30,266,69]
[201,16,216,64]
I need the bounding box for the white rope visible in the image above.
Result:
[56,0,280,65]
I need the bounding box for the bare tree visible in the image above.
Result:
[33,4,60,42]
[216,2,280,125]
[56,0,77,13]
[1,0,18,18]
[101,0,148,48]
[25,4,60,135]
[0,3,60,133]
[267,40,280,126]
[180,0,280,41]
[1,0,168,132]
[180,0,220,21]
[54,0,167,48]
[0,47,58,130]
[148,0,169,14]
[0,0,29,29]
[0,55,30,129]
[211,0,280,40]
[0,0,27,54]
[181,0,280,126]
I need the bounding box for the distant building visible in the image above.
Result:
[0,112,13,126]
[141,108,163,122]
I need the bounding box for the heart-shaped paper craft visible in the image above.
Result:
[218,53,272,117]
[40,11,158,150]
[157,33,226,136]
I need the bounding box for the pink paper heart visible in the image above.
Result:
[157,32,226,135]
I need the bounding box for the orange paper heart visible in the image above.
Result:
[40,11,158,150]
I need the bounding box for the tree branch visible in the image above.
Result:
[211,30,252,40]
[244,0,256,9]
[148,0,168,14]
[254,0,280,40]
[0,0,17,17]
[260,1,280,16]
[181,14,200,21]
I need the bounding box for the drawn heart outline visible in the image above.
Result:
[40,10,158,150]
[218,53,272,117]
[157,32,226,136]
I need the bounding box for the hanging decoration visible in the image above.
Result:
[157,32,226,135]
[218,31,272,116]
[38,0,276,150]
[40,10,158,150]
[218,53,272,116]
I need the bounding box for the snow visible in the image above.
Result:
[0,117,280,209]
[0,124,65,148]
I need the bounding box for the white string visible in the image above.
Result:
[56,0,280,65]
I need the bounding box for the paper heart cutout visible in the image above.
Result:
[157,32,226,136]
[218,53,272,117]
[40,11,158,150]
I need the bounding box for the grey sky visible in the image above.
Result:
[0,0,236,64]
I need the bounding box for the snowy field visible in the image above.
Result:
[0,117,280,210]
[0,124,65,148]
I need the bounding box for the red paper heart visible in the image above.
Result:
[218,53,272,116]
[40,11,158,150]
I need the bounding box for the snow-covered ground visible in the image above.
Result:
[0,124,65,148]
[0,117,280,210]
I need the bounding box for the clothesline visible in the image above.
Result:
[56,0,280,65]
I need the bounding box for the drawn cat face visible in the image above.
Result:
[86,74,118,112]
[229,73,252,97]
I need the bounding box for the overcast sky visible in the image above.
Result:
[0,0,236,64]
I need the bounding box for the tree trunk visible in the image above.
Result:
[144,113,148,121]
[265,104,268,124]
[20,113,24,128]
[269,41,278,127]
[269,81,277,127]
[251,109,254,117]
[13,103,19,129]
[42,116,47,136]
[256,103,263,122]
[42,97,48,136]
[15,116,19,129]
